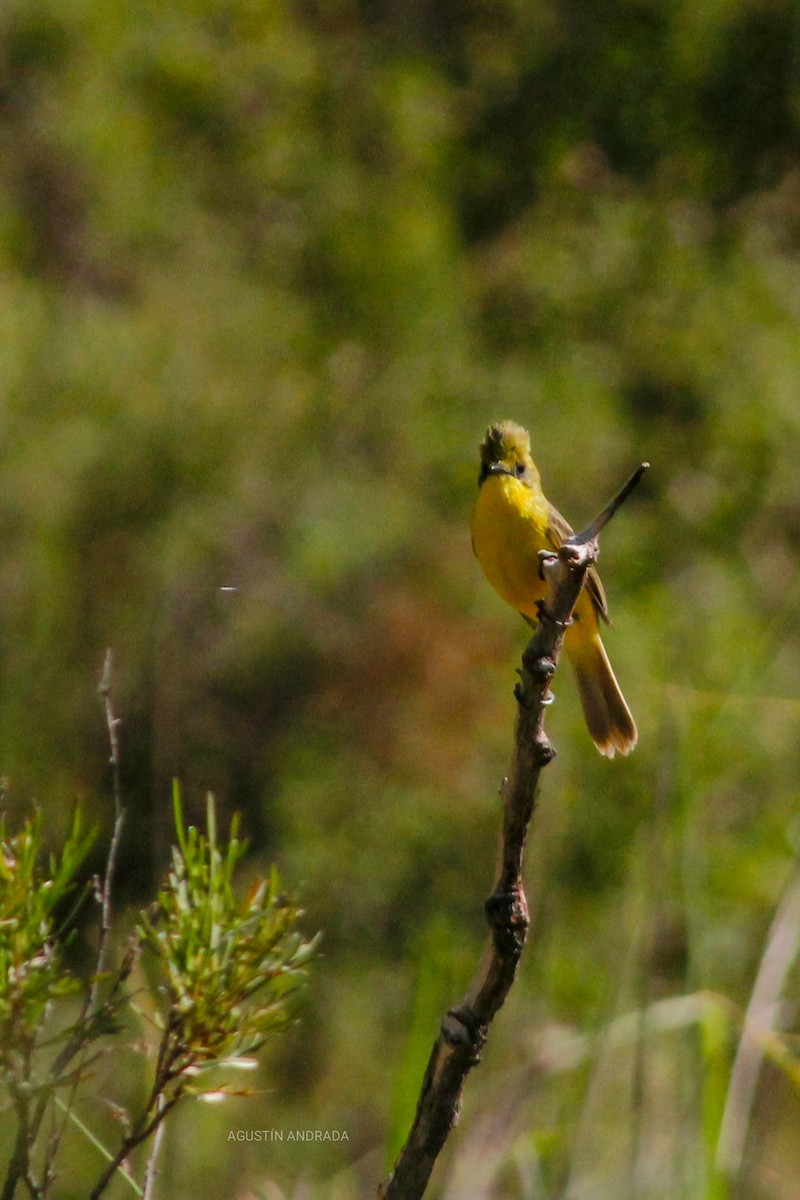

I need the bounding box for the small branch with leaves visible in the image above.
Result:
[3,653,136,1200]
[0,651,316,1200]
[378,463,648,1200]
[89,785,316,1199]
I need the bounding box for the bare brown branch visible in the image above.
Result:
[378,466,645,1200]
[575,461,649,545]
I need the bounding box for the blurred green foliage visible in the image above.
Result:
[1,0,800,1196]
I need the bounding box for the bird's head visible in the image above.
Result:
[478,421,538,488]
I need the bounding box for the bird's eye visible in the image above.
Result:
[514,461,526,477]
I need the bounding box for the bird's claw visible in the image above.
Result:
[535,598,572,629]
[537,549,559,582]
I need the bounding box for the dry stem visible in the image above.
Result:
[378,463,648,1200]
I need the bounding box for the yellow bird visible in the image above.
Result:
[471,420,636,757]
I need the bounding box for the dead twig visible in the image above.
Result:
[378,463,648,1200]
[94,648,126,989]
[33,650,130,1179]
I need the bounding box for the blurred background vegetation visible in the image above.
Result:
[1,0,800,1196]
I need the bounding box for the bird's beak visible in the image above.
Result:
[487,463,515,477]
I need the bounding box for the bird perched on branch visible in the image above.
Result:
[471,420,637,757]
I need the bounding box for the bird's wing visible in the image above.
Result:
[546,503,610,624]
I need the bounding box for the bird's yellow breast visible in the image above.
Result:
[471,473,552,622]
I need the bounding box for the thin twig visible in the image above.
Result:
[1,1045,33,1200]
[142,1096,167,1200]
[88,1081,183,1200]
[574,462,649,545]
[95,648,126,989]
[378,465,645,1200]
[34,651,130,1177]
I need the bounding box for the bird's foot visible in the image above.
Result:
[537,549,559,581]
[535,598,573,629]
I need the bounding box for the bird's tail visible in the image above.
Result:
[568,633,637,758]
